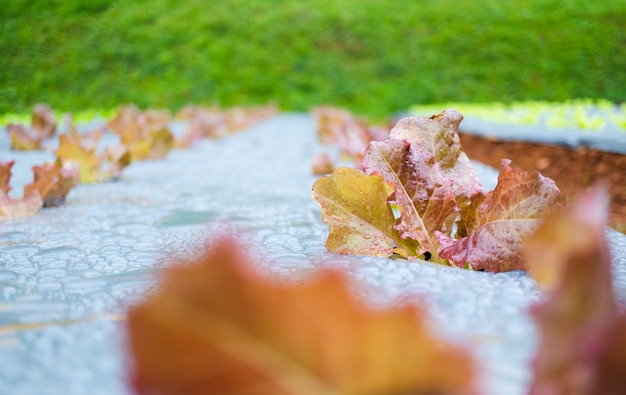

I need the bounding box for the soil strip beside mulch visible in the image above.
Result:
[459,133,626,233]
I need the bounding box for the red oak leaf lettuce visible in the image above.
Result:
[56,132,130,184]
[389,110,482,201]
[30,103,57,140]
[362,138,457,260]
[313,106,389,164]
[313,109,565,272]
[108,104,174,160]
[525,184,626,395]
[437,159,565,272]
[32,163,79,207]
[176,104,278,147]
[0,161,56,219]
[6,104,57,151]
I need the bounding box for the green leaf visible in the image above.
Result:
[312,167,416,258]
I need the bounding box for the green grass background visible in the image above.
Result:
[1,0,625,118]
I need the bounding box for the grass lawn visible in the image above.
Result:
[1,0,625,119]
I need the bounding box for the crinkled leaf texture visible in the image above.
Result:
[362,138,458,261]
[312,167,417,258]
[389,110,482,200]
[525,184,626,395]
[437,159,565,272]
[127,236,477,395]
[314,109,564,271]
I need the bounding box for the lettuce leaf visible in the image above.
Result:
[525,184,626,394]
[108,104,174,160]
[362,138,456,260]
[0,161,55,219]
[313,106,389,165]
[313,109,565,272]
[389,109,482,201]
[56,132,130,184]
[437,159,565,272]
[5,104,57,151]
[127,236,477,395]
[32,163,79,207]
[312,167,417,258]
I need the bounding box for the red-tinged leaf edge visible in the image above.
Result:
[312,110,567,272]
[525,183,626,395]
[362,138,457,261]
[0,160,56,219]
[437,159,565,272]
[32,163,79,207]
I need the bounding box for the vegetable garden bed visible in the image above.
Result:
[1,110,625,395]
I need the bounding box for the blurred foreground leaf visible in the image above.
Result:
[127,236,476,395]
[525,184,626,395]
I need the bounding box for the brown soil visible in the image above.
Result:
[459,133,626,233]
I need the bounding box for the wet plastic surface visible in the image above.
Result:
[1,114,625,395]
